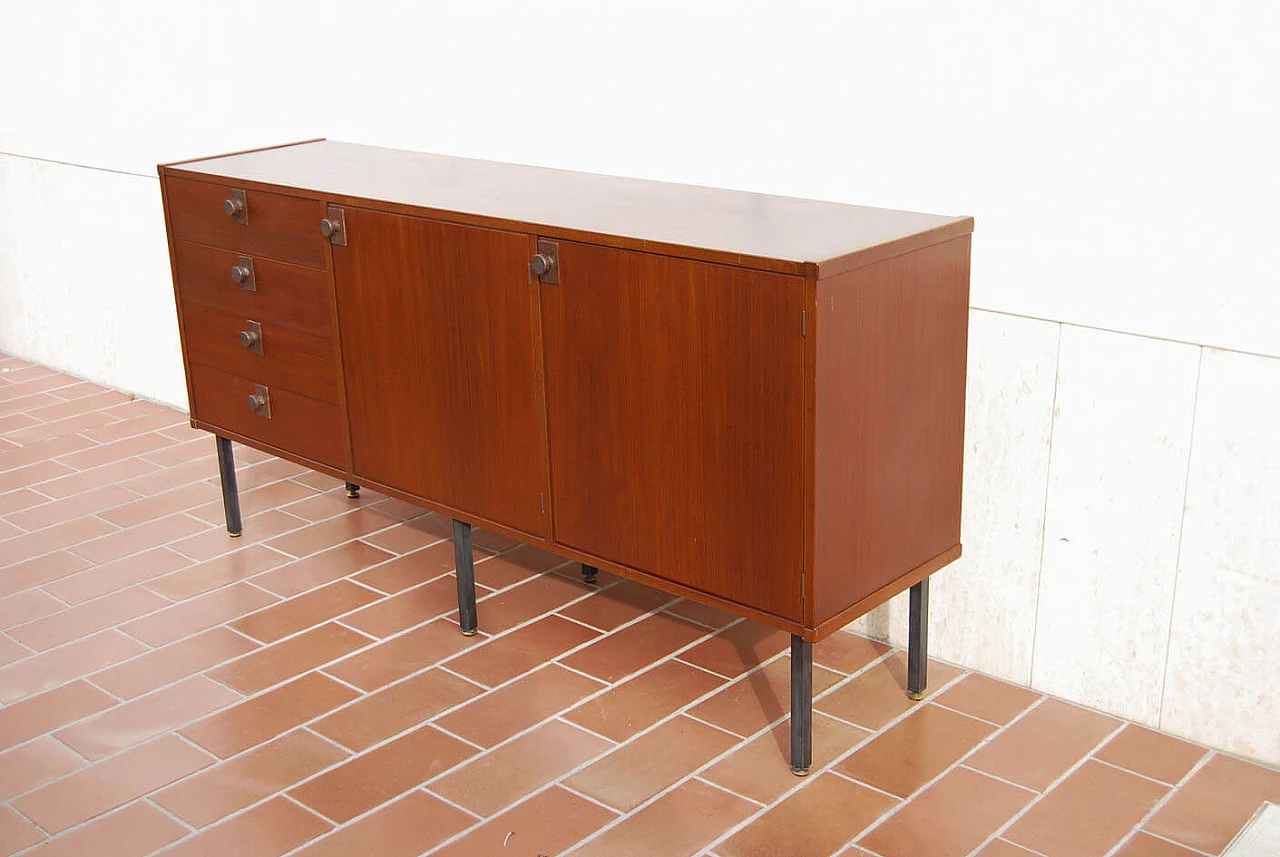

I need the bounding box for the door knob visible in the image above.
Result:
[320,219,339,238]
[320,207,346,245]
[530,254,554,277]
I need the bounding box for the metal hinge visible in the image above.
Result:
[801,310,807,337]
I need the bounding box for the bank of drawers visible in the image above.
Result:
[167,176,348,469]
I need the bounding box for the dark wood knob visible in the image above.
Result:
[224,197,245,218]
[531,254,554,276]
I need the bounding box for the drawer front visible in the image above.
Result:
[166,176,328,269]
[189,364,347,468]
[175,242,333,334]
[181,303,340,404]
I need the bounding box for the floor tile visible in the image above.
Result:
[447,615,599,687]
[207,622,372,694]
[858,766,1035,857]
[838,703,996,798]
[55,675,240,760]
[0,634,27,668]
[251,540,395,598]
[432,785,616,857]
[0,460,75,498]
[662,597,740,630]
[569,778,758,857]
[691,658,842,739]
[935,673,1043,725]
[562,612,711,683]
[967,698,1120,791]
[720,772,898,857]
[11,734,214,834]
[311,667,482,751]
[0,629,146,703]
[71,512,209,565]
[1112,833,1202,857]
[432,719,612,815]
[680,621,793,679]
[8,586,170,651]
[154,729,349,827]
[229,580,383,644]
[0,680,116,749]
[558,578,678,631]
[1146,753,1280,854]
[4,484,138,533]
[92,626,259,699]
[265,508,396,558]
[0,488,47,516]
[0,737,85,801]
[358,514,450,556]
[437,664,605,748]
[158,796,331,857]
[20,800,188,857]
[352,539,465,594]
[322,618,484,691]
[566,659,728,742]
[567,715,741,811]
[188,477,318,524]
[469,571,594,634]
[147,545,293,601]
[1006,760,1169,857]
[1095,724,1208,785]
[0,552,90,599]
[705,713,870,805]
[812,631,892,675]
[972,841,1042,857]
[34,458,159,501]
[98,481,221,528]
[171,509,307,563]
[289,790,474,857]
[42,547,191,605]
[0,806,44,856]
[815,653,964,731]
[289,725,477,823]
[340,576,463,638]
[181,672,360,758]
[3,520,112,582]
[122,582,279,647]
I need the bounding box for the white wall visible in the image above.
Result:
[2,1,1277,762]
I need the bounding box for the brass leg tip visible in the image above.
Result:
[908,690,926,701]
[460,628,478,637]
[346,490,360,499]
[791,766,810,777]
[228,531,243,538]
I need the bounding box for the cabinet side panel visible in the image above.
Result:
[813,235,971,626]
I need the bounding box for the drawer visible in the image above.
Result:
[166,176,328,269]
[189,364,348,469]
[181,303,340,404]
[174,242,333,334]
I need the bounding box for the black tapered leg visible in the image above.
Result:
[344,482,360,499]
[907,576,930,700]
[791,634,813,776]
[215,436,242,538]
[453,519,477,636]
[581,564,599,584]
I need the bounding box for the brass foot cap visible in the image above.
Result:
[460,629,478,637]
[228,531,243,538]
[790,767,810,777]
[907,690,926,701]
[346,491,360,499]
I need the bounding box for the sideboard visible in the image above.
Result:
[158,140,972,774]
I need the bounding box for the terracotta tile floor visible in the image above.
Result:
[2,353,1280,857]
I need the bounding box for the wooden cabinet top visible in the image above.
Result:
[165,139,972,277]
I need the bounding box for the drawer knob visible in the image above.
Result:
[530,253,554,277]
[223,190,248,225]
[320,207,346,246]
[223,198,245,217]
[239,329,260,348]
[319,219,339,237]
[246,384,271,418]
[230,265,252,284]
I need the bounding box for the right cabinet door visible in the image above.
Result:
[541,242,806,621]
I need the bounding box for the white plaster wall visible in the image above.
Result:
[2,1,1277,762]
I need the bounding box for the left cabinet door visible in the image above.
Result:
[332,208,548,538]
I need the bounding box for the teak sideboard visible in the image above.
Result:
[158,139,973,774]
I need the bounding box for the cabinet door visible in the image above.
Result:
[542,242,806,620]
[332,209,547,537]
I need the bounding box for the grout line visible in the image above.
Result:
[1156,344,1204,730]
[555,780,629,815]
[1026,321,1063,685]
[143,796,198,834]
[693,775,767,807]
